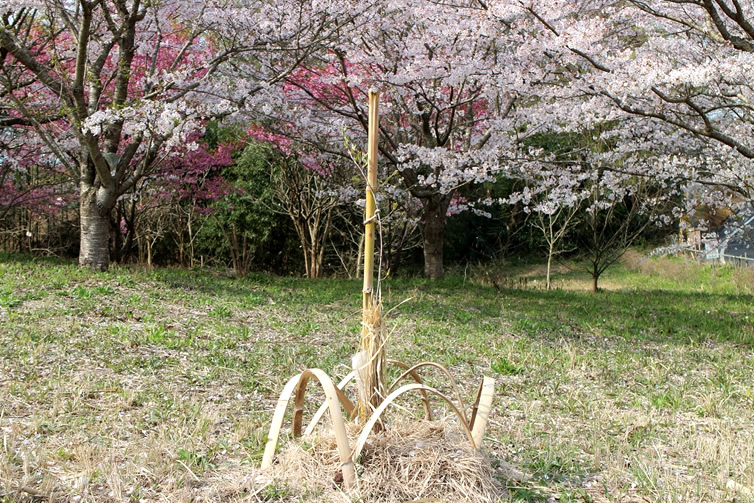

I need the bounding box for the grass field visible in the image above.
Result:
[1,252,753,502]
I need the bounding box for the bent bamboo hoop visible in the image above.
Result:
[470,376,495,447]
[261,369,356,489]
[350,383,477,463]
[386,359,433,420]
[305,359,433,436]
[293,370,355,437]
[386,361,466,421]
[261,373,301,470]
[305,371,357,436]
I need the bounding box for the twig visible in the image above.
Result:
[176,459,201,482]
[0,485,55,500]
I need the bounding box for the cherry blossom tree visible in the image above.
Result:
[488,0,754,212]
[6,0,741,275]
[253,0,518,278]
[0,0,353,270]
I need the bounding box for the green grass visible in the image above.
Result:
[0,252,753,501]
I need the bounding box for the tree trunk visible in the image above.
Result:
[79,187,111,271]
[422,199,447,279]
[546,242,554,291]
[309,248,320,278]
[147,238,153,268]
[110,213,122,264]
[178,232,185,267]
[187,215,194,268]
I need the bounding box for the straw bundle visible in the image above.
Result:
[353,300,386,421]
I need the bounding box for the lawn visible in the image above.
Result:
[1,252,753,502]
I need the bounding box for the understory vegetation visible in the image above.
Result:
[1,252,753,502]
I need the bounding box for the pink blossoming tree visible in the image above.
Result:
[0,0,353,269]
[252,0,518,278]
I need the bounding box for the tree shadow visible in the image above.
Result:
[487,286,754,347]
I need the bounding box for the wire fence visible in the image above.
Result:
[721,254,754,268]
[681,248,754,268]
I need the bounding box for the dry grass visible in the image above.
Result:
[267,419,502,502]
[732,266,754,295]
[620,249,696,281]
[490,337,754,503]
[0,281,278,502]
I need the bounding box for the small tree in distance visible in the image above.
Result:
[270,152,342,279]
[580,169,673,292]
[533,196,581,291]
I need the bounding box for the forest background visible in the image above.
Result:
[2,0,754,288]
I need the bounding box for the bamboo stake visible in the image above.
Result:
[470,376,495,448]
[362,89,379,311]
[355,89,385,422]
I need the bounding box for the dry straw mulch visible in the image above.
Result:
[264,418,505,502]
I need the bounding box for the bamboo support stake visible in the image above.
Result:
[470,376,495,447]
[355,89,385,421]
[362,89,380,311]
